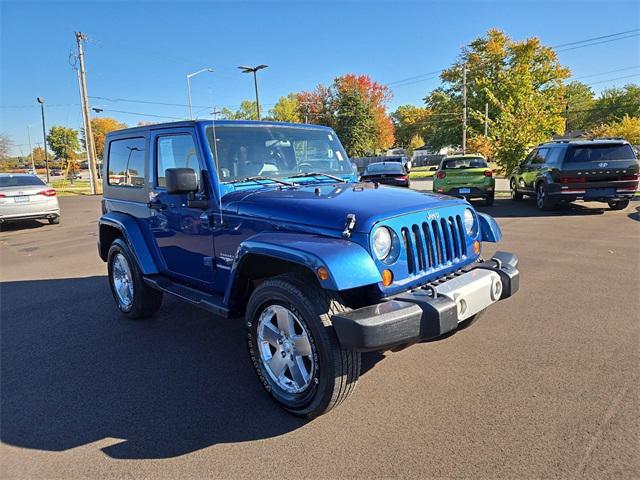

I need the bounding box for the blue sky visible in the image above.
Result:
[1,0,639,155]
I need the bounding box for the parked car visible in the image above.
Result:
[510,139,639,210]
[0,174,60,228]
[50,169,62,176]
[98,120,519,418]
[383,154,412,172]
[360,161,410,187]
[433,154,495,205]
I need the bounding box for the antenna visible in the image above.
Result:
[210,108,224,227]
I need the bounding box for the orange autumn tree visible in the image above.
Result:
[297,74,394,157]
[89,117,127,160]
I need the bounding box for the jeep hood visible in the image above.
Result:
[222,183,467,233]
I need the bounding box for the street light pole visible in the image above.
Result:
[238,65,268,120]
[186,68,214,119]
[37,97,49,183]
[26,125,35,173]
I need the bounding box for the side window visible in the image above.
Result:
[545,147,563,165]
[156,134,200,188]
[531,148,548,164]
[523,150,536,165]
[107,137,146,187]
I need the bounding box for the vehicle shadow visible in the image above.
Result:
[627,204,640,222]
[0,219,49,232]
[474,197,609,218]
[0,276,384,459]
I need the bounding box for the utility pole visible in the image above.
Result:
[36,97,49,183]
[26,125,35,173]
[462,65,467,154]
[484,102,488,138]
[75,31,101,194]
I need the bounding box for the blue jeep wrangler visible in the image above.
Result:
[98,120,519,418]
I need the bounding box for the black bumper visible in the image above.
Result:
[331,251,519,351]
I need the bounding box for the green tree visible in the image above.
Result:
[220,100,259,120]
[391,105,432,148]
[270,93,302,123]
[47,126,80,160]
[589,85,640,126]
[334,88,377,157]
[564,81,595,131]
[424,29,570,172]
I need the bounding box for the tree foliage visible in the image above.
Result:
[424,29,570,173]
[564,81,595,131]
[0,133,12,161]
[590,115,640,145]
[297,74,394,156]
[47,126,80,160]
[30,146,50,162]
[270,93,302,123]
[391,105,432,148]
[219,100,259,120]
[589,85,640,126]
[90,117,127,159]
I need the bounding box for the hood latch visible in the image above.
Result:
[342,213,357,238]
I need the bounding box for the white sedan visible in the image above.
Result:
[0,174,60,228]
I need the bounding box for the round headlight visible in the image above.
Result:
[372,227,392,260]
[463,208,476,234]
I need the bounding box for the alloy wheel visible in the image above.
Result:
[112,253,134,308]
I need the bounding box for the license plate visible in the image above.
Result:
[459,188,471,194]
[14,196,30,203]
[585,187,615,198]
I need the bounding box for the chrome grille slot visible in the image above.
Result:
[401,214,467,275]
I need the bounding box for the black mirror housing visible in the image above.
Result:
[165,168,198,194]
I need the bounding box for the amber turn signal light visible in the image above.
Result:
[381,269,393,286]
[316,266,330,281]
[473,240,481,255]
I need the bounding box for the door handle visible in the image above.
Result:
[147,200,167,210]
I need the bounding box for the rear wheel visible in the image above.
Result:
[246,274,361,418]
[510,179,522,201]
[608,198,630,210]
[107,238,163,319]
[48,216,60,225]
[536,183,556,211]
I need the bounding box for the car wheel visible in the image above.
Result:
[107,238,163,319]
[246,274,361,419]
[48,216,60,225]
[484,193,495,206]
[536,183,555,211]
[607,199,630,210]
[510,179,522,201]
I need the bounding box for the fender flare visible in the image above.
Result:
[477,212,502,243]
[224,232,381,303]
[99,212,159,275]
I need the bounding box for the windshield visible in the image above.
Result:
[365,163,404,174]
[443,157,488,169]
[565,144,636,163]
[0,175,46,187]
[205,125,353,183]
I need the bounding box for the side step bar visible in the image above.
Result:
[143,275,229,318]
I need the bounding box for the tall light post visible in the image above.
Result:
[36,97,50,183]
[186,68,214,120]
[238,65,268,120]
[26,125,35,173]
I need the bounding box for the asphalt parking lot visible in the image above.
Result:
[1,195,639,479]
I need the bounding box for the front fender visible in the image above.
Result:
[99,212,159,275]
[225,232,381,299]
[477,212,502,243]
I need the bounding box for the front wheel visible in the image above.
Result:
[608,199,630,210]
[246,274,361,418]
[510,179,522,201]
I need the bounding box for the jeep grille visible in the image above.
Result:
[400,215,467,274]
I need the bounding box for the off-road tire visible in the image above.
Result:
[48,216,60,225]
[608,199,630,210]
[246,274,361,419]
[107,238,163,319]
[510,179,523,201]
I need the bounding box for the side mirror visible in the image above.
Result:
[165,168,198,194]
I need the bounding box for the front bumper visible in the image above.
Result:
[332,251,519,351]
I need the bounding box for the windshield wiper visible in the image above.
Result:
[225,176,295,187]
[288,172,347,183]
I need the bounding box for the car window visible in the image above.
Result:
[365,163,403,174]
[156,134,200,188]
[565,144,636,163]
[531,148,548,164]
[443,157,488,169]
[0,175,45,187]
[107,137,146,187]
[545,147,564,165]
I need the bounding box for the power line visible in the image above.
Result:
[556,33,640,52]
[95,108,185,120]
[552,29,639,48]
[584,73,640,86]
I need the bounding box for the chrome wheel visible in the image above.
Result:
[257,304,315,394]
[112,253,134,308]
[510,180,517,199]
